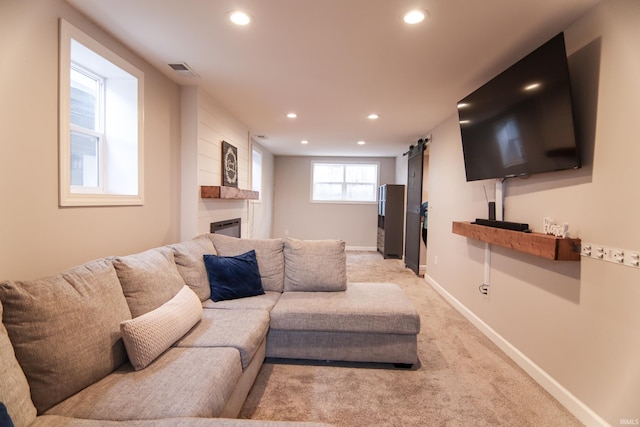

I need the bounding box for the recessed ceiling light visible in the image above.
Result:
[229,11,252,26]
[403,10,426,25]
[457,103,469,109]
[286,113,297,118]
[524,82,541,91]
[459,120,470,125]
[357,140,366,145]
[301,140,309,144]
[368,114,379,120]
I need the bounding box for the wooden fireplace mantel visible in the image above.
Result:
[200,186,259,200]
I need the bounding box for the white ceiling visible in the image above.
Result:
[65,0,601,157]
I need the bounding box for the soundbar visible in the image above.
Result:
[473,218,531,232]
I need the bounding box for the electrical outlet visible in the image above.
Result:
[593,245,606,260]
[478,284,489,300]
[601,247,625,265]
[611,249,625,264]
[625,252,640,268]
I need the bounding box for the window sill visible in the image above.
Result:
[60,193,144,207]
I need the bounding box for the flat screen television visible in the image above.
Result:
[457,33,580,182]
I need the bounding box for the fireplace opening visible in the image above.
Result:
[210,218,241,238]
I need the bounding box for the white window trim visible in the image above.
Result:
[310,161,380,204]
[59,19,144,207]
[251,146,262,203]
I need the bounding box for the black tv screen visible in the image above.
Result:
[458,33,580,182]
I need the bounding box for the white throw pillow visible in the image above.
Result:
[120,285,203,370]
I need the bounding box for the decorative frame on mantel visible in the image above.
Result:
[200,140,258,200]
[221,141,238,188]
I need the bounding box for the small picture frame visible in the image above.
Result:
[221,141,238,187]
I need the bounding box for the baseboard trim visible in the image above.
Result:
[419,264,427,276]
[424,274,610,427]
[346,246,377,252]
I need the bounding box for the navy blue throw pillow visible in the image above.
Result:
[0,402,14,427]
[204,250,265,302]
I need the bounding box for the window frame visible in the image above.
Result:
[59,19,145,207]
[251,146,262,203]
[310,161,379,204]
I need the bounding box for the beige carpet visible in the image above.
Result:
[239,251,581,426]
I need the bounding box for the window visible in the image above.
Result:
[59,19,144,206]
[312,162,378,203]
[252,148,262,201]
[70,66,103,189]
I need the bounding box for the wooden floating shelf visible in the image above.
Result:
[200,186,259,200]
[452,221,581,261]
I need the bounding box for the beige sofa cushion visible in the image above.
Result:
[0,259,132,413]
[270,282,420,334]
[175,308,270,369]
[44,347,242,420]
[209,234,285,292]
[0,301,37,427]
[283,238,347,292]
[121,285,203,370]
[171,235,216,301]
[114,247,186,317]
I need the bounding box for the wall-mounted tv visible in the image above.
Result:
[457,33,580,182]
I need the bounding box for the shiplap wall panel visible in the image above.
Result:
[193,89,250,237]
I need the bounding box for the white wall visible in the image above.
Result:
[425,1,640,425]
[273,156,396,248]
[248,141,275,239]
[395,154,408,185]
[0,0,182,279]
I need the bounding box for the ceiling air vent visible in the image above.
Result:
[168,62,198,77]
[255,135,268,140]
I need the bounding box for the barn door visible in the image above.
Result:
[404,143,424,275]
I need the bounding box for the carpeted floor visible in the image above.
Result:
[239,251,582,426]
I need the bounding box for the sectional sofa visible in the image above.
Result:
[0,234,420,427]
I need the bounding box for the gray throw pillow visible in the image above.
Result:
[114,247,186,318]
[171,234,216,301]
[0,259,132,412]
[283,238,347,292]
[209,234,285,292]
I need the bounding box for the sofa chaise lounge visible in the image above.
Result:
[0,234,420,426]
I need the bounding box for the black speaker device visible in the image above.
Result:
[488,202,496,220]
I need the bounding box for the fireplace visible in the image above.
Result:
[210,218,241,238]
